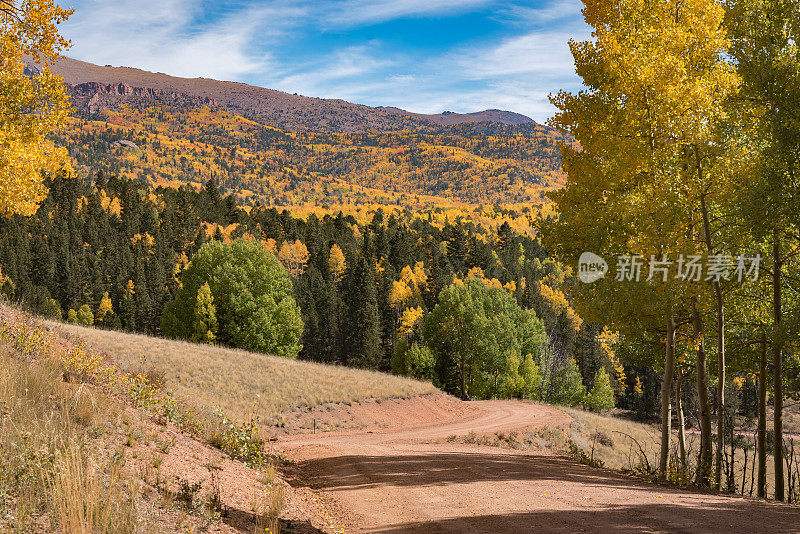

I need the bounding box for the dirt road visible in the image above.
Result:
[276,400,800,533]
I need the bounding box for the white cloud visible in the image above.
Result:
[269,44,395,97]
[498,0,583,25]
[453,29,587,80]
[61,0,303,80]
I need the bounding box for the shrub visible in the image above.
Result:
[39,297,62,320]
[76,304,94,326]
[67,308,78,324]
[395,342,436,380]
[586,368,615,411]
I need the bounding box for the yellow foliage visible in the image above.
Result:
[262,238,277,254]
[278,239,309,278]
[466,266,485,280]
[328,244,346,283]
[398,306,425,338]
[538,283,583,332]
[466,266,502,289]
[389,280,413,309]
[634,376,644,396]
[0,0,73,216]
[598,327,625,393]
[96,292,113,322]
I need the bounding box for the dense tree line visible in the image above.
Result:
[0,173,621,406]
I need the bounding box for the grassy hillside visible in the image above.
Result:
[0,306,300,533]
[50,321,439,427]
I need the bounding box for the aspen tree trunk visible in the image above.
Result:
[713,286,725,489]
[659,315,676,480]
[460,353,467,400]
[757,332,768,499]
[773,235,785,501]
[676,371,688,473]
[693,302,713,487]
[698,189,726,489]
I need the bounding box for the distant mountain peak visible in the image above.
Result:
[379,107,535,127]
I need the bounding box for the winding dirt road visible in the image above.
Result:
[276,400,800,533]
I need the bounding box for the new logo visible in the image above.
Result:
[578,252,608,283]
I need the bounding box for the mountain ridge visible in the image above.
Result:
[40,56,535,132]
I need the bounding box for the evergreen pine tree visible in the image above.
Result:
[343,256,380,369]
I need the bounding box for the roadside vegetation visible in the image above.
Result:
[0,306,288,532]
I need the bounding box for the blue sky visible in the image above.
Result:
[56,0,590,122]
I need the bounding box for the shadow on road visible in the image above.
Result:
[368,501,800,534]
[291,451,664,492]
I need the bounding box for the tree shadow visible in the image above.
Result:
[369,501,800,534]
[288,451,672,493]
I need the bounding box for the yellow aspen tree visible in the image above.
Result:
[328,243,346,283]
[545,0,738,484]
[1,0,73,216]
[96,291,113,323]
[278,239,309,278]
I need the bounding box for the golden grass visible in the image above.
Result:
[48,443,136,534]
[1,307,290,531]
[565,408,693,472]
[252,462,284,534]
[49,321,438,426]
[0,344,134,532]
[565,408,787,498]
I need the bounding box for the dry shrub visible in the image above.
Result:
[253,461,284,534]
[47,443,136,534]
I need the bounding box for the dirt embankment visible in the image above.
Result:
[278,394,479,434]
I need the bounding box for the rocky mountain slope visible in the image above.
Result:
[42,56,535,132]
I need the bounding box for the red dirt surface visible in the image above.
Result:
[279,394,479,434]
[276,398,800,533]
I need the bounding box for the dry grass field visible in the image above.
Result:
[49,321,439,427]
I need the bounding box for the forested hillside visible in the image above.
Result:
[0,174,641,408]
[56,99,567,208]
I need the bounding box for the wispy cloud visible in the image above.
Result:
[270,44,395,97]
[321,0,492,27]
[453,29,585,80]
[61,0,303,80]
[497,0,583,25]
